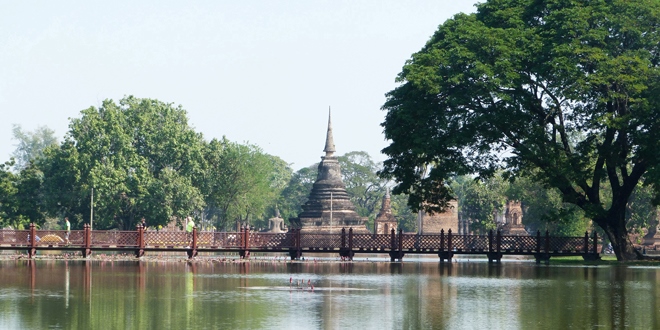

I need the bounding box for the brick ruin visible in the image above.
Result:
[374,189,398,234]
[418,200,459,234]
[498,200,528,235]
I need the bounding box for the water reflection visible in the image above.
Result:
[0,259,659,329]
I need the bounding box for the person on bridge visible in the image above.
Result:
[65,217,71,245]
[186,217,195,245]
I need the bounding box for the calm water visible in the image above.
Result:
[0,255,659,329]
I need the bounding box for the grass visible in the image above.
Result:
[550,255,660,266]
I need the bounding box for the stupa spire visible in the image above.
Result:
[323,107,336,157]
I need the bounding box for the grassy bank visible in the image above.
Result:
[550,255,660,266]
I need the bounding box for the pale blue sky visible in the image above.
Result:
[0,1,477,170]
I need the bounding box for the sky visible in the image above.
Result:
[0,1,477,170]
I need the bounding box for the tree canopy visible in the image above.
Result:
[11,124,58,172]
[201,137,290,231]
[380,0,660,260]
[39,96,206,230]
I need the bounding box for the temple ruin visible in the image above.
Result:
[374,188,398,234]
[498,200,528,235]
[289,110,370,233]
[418,200,459,234]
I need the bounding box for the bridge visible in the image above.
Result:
[0,224,601,263]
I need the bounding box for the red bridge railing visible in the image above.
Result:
[0,224,600,263]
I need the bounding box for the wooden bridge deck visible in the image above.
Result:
[0,224,601,263]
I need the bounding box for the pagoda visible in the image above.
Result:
[289,109,370,233]
[374,188,398,234]
[499,200,528,235]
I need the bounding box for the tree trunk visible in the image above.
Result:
[597,211,641,261]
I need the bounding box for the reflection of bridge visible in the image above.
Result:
[1,224,601,263]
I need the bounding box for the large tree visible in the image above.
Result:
[338,151,387,220]
[451,175,505,235]
[11,124,58,172]
[201,137,286,231]
[0,160,47,229]
[40,96,205,230]
[277,165,317,224]
[380,0,660,260]
[0,161,19,228]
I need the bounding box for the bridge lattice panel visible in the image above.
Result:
[0,230,28,245]
[192,231,246,248]
[207,232,242,248]
[351,234,392,249]
[500,235,537,251]
[452,235,489,251]
[416,235,441,249]
[548,236,585,252]
[195,232,215,247]
[194,231,247,248]
[299,233,341,249]
[143,231,189,247]
[398,234,418,249]
[249,233,295,249]
[91,231,139,247]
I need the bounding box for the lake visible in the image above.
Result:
[0,255,658,329]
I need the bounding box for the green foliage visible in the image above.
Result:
[6,97,293,232]
[0,160,47,229]
[201,137,288,231]
[390,192,417,233]
[0,161,19,228]
[11,124,58,171]
[626,183,658,237]
[380,0,660,260]
[40,96,206,230]
[451,175,505,234]
[338,151,387,219]
[507,175,589,236]
[278,165,316,224]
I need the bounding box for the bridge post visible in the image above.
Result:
[187,227,198,259]
[583,231,589,254]
[341,228,346,248]
[340,228,355,261]
[439,229,453,262]
[594,231,598,253]
[487,230,503,263]
[389,228,401,262]
[348,228,354,261]
[534,230,551,264]
[288,229,302,260]
[582,231,601,261]
[297,229,302,259]
[82,224,92,258]
[440,229,445,252]
[448,229,453,252]
[27,223,36,258]
[135,224,145,258]
[239,227,251,259]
